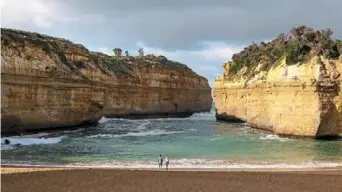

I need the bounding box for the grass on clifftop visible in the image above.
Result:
[1,28,189,79]
[90,52,189,78]
[228,25,342,76]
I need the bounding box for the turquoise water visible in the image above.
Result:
[1,112,342,168]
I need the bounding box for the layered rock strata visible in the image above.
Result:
[1,28,212,134]
[214,26,342,138]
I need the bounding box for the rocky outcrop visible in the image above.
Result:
[1,28,212,134]
[214,26,342,138]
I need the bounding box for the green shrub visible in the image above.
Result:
[229,26,340,75]
[285,43,311,65]
[326,42,340,59]
[229,64,243,74]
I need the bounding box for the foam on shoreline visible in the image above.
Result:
[2,159,341,170]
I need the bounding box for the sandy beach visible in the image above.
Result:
[1,167,342,192]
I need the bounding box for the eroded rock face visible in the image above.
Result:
[214,56,342,138]
[1,28,212,134]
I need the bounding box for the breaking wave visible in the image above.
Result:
[98,116,109,124]
[136,121,150,130]
[1,133,64,147]
[87,129,183,138]
[98,112,215,122]
[2,159,341,169]
[259,134,292,141]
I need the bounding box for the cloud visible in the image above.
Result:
[3,0,341,50]
[1,0,105,30]
[2,0,341,87]
[132,42,244,87]
[90,47,114,56]
[1,0,61,28]
[194,42,244,62]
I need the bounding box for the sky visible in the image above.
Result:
[1,0,342,87]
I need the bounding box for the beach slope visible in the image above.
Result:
[2,168,342,192]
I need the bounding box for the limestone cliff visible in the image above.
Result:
[1,28,212,134]
[214,26,342,138]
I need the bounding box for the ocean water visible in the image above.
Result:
[1,111,342,169]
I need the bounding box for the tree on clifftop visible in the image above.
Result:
[113,48,122,56]
[125,50,129,56]
[138,48,144,56]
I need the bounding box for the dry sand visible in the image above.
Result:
[1,167,342,192]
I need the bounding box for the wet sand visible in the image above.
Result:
[2,167,342,192]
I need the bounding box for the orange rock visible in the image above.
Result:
[214,56,342,138]
[1,28,212,134]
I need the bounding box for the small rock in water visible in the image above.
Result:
[4,139,10,145]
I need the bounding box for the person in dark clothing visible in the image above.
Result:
[157,154,163,169]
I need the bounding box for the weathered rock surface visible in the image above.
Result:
[214,27,342,138]
[214,57,342,138]
[1,28,212,134]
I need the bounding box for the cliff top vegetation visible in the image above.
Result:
[229,25,342,75]
[1,28,189,78]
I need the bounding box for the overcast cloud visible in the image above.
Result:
[2,0,341,86]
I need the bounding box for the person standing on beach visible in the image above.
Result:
[165,155,169,170]
[157,154,163,169]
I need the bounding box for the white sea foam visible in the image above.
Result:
[1,145,15,150]
[209,137,222,141]
[98,116,109,124]
[88,129,183,138]
[3,159,341,169]
[61,128,85,134]
[260,134,291,141]
[187,112,215,120]
[136,121,150,130]
[13,132,52,138]
[104,112,215,122]
[1,135,64,146]
[70,160,342,169]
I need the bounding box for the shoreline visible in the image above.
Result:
[2,165,342,173]
[2,160,342,169]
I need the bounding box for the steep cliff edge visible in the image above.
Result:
[1,28,212,134]
[214,26,342,138]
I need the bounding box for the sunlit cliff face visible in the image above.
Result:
[0,28,212,134]
[213,26,342,138]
